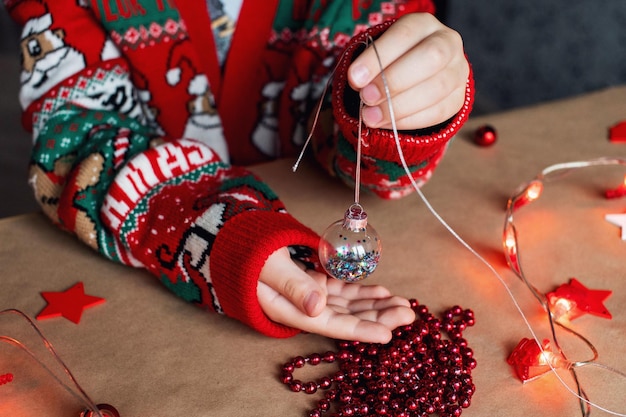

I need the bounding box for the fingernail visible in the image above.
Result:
[350,64,369,87]
[304,291,321,316]
[361,84,381,104]
[362,106,383,126]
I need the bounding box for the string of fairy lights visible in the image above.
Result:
[501,157,626,416]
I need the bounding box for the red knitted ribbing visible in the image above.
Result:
[210,210,320,338]
[332,21,475,165]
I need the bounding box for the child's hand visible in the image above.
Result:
[258,247,415,343]
[348,13,469,130]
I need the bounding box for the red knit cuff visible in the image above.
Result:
[209,210,320,338]
[332,21,475,165]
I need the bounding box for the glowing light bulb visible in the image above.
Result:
[503,222,520,274]
[504,229,517,253]
[525,181,543,201]
[513,180,543,211]
[319,204,381,282]
[536,350,552,366]
[548,296,576,323]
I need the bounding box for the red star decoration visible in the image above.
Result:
[507,338,555,383]
[546,278,612,321]
[36,282,105,324]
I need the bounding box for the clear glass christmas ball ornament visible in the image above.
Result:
[319,204,382,282]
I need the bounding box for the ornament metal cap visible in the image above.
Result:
[343,204,368,232]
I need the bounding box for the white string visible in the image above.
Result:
[367,36,626,416]
[0,309,105,417]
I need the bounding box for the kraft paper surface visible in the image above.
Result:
[1,87,625,416]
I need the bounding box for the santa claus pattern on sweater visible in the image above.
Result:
[5,0,474,337]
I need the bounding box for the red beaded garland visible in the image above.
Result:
[280,300,476,417]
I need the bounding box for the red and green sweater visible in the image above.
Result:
[5,0,474,337]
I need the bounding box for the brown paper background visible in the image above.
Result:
[1,86,626,416]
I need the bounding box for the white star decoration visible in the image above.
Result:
[605,213,626,240]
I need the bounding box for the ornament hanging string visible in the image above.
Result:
[292,38,369,208]
[295,36,380,283]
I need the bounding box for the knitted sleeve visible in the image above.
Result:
[308,2,474,199]
[326,21,474,199]
[5,0,315,338]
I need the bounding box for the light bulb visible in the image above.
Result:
[513,180,543,210]
[549,296,576,323]
[319,204,381,282]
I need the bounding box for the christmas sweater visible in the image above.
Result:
[5,0,474,337]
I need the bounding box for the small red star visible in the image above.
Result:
[546,278,612,321]
[36,282,105,324]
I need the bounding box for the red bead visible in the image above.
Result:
[309,353,322,365]
[377,390,391,402]
[319,376,332,389]
[474,124,497,146]
[0,373,13,385]
[338,350,351,361]
[347,366,360,380]
[326,389,338,400]
[304,381,318,394]
[290,380,303,392]
[405,399,418,410]
[340,405,355,416]
[318,399,331,411]
[449,406,463,417]
[340,392,353,403]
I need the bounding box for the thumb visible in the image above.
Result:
[259,247,327,317]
